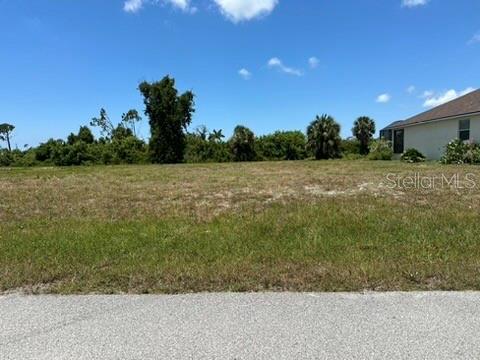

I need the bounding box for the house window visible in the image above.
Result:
[394,129,404,154]
[380,129,393,142]
[459,119,470,141]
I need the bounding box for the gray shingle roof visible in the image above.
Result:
[382,89,480,130]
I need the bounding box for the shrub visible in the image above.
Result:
[341,139,361,157]
[35,139,65,163]
[58,141,94,166]
[256,131,307,161]
[111,136,148,164]
[185,132,231,163]
[401,148,426,163]
[465,146,480,164]
[442,139,480,165]
[11,149,37,167]
[0,149,13,166]
[368,139,393,160]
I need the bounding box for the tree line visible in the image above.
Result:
[0,76,387,167]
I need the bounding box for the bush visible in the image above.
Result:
[185,133,231,163]
[401,148,426,163]
[111,137,148,164]
[256,131,307,161]
[35,139,65,163]
[442,139,480,165]
[368,139,393,160]
[57,141,94,166]
[341,139,361,157]
[31,132,148,167]
[0,149,13,166]
[0,149,38,167]
[465,146,480,164]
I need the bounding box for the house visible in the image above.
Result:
[380,89,480,160]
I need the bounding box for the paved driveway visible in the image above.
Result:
[1,292,480,359]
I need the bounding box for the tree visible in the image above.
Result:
[67,126,95,145]
[195,125,208,141]
[0,123,15,151]
[139,76,195,164]
[352,116,376,155]
[307,115,342,160]
[78,126,95,144]
[209,129,225,143]
[230,125,256,162]
[90,109,114,139]
[121,110,142,137]
[111,124,133,141]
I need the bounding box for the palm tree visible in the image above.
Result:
[307,115,341,160]
[352,116,376,155]
[209,129,225,143]
[195,125,208,140]
[230,125,256,162]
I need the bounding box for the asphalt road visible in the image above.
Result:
[1,292,480,359]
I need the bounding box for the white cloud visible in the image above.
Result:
[267,57,303,76]
[125,0,278,19]
[423,87,476,108]
[468,32,480,45]
[124,0,194,13]
[213,0,278,23]
[406,85,416,94]
[308,57,319,69]
[238,68,252,80]
[124,0,143,12]
[421,90,434,98]
[168,0,189,11]
[376,93,391,103]
[402,0,429,8]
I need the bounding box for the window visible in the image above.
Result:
[394,129,404,154]
[459,119,470,141]
[380,129,393,142]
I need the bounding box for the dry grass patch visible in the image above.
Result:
[1,160,480,294]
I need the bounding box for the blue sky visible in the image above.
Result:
[1,0,479,147]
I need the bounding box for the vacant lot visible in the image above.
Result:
[1,160,480,294]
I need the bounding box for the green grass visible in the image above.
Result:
[1,160,480,294]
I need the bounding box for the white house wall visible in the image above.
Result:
[402,115,480,160]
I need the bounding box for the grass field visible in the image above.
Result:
[2,160,480,294]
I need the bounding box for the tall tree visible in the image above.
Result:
[0,123,15,151]
[352,116,376,155]
[230,125,256,162]
[307,115,342,160]
[90,108,114,139]
[139,76,195,164]
[121,110,142,137]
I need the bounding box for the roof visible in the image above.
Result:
[382,120,404,130]
[382,88,480,130]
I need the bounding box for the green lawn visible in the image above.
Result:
[1,160,480,294]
